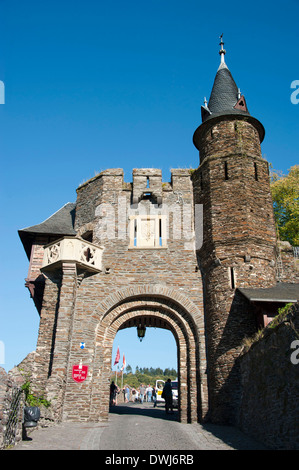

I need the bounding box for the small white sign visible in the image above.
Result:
[80,342,85,349]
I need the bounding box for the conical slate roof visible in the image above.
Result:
[208,64,241,114]
[201,36,250,122]
[201,62,250,122]
[194,37,265,149]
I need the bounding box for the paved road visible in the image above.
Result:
[11,402,267,451]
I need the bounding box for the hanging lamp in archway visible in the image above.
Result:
[137,323,146,341]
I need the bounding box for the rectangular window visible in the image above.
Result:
[129,215,167,249]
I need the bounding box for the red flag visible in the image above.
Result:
[114,346,120,366]
[120,353,126,371]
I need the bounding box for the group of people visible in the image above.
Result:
[109,382,156,405]
[109,378,174,414]
[129,384,155,404]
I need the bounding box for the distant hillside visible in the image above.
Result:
[111,365,177,388]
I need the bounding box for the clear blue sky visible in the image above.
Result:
[0,0,298,373]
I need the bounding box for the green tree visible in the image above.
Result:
[270,165,299,246]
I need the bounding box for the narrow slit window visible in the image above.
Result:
[224,161,229,180]
[134,219,137,246]
[146,176,150,188]
[230,267,235,289]
[159,218,162,246]
[254,162,258,181]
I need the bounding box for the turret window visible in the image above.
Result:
[224,161,229,180]
[254,162,258,181]
[229,267,236,289]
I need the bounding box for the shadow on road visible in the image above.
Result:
[109,403,267,449]
[109,402,179,421]
[201,422,268,450]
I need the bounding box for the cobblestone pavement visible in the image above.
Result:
[11,402,267,451]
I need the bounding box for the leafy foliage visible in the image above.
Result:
[270,165,299,246]
[112,365,177,388]
[21,380,51,408]
[17,367,51,408]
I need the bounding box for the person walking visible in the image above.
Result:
[162,379,173,414]
[139,384,146,404]
[110,381,117,406]
[146,384,152,402]
[125,385,130,403]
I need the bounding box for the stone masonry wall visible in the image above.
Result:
[0,367,24,449]
[195,118,263,164]
[277,241,299,283]
[238,303,299,449]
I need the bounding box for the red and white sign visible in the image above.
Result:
[72,364,88,383]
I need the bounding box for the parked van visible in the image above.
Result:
[155,379,178,407]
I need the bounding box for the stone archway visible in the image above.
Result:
[88,285,208,424]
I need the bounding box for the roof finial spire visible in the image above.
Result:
[218,34,227,68]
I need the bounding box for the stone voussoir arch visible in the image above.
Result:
[91,284,204,327]
[88,284,207,424]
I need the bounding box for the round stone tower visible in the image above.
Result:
[192,37,277,423]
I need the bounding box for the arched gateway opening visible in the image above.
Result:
[88,286,208,424]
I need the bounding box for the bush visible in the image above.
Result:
[21,380,51,409]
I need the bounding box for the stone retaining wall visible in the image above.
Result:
[0,367,24,449]
[238,303,299,449]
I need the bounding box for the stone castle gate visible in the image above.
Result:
[19,168,209,424]
[57,286,209,423]
[30,271,208,424]
[18,41,298,426]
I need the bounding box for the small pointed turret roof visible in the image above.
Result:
[201,35,250,122]
[207,66,240,114]
[194,36,265,150]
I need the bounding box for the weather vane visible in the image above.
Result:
[203,35,227,107]
[219,33,226,64]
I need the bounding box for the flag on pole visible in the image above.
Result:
[114,346,120,366]
[120,353,126,371]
